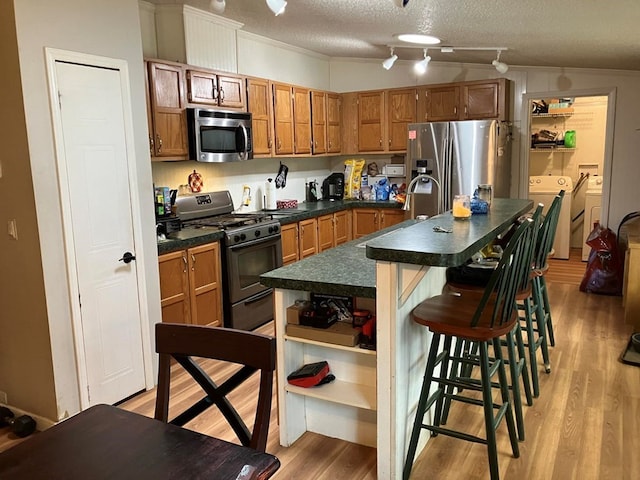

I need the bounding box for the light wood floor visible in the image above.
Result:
[2,249,638,479]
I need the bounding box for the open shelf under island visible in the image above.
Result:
[260,198,533,479]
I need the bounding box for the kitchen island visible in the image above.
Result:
[261,198,533,479]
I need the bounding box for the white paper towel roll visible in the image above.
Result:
[265,179,277,210]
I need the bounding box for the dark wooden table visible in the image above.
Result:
[0,404,280,479]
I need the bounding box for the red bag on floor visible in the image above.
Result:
[580,224,623,295]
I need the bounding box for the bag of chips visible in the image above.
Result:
[344,158,365,199]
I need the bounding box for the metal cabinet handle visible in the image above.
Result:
[182,255,187,273]
[379,139,382,147]
[149,135,154,154]
[156,135,162,153]
[454,106,458,115]
[219,88,225,103]
[191,253,196,270]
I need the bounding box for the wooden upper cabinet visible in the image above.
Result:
[326,93,342,153]
[246,77,273,156]
[272,83,294,155]
[358,90,385,152]
[148,61,188,158]
[311,90,327,155]
[461,79,509,120]
[341,92,359,155]
[417,85,460,122]
[387,88,416,151]
[186,69,246,110]
[293,87,311,154]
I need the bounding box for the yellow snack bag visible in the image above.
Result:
[344,158,365,199]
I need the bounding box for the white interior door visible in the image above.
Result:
[55,61,145,405]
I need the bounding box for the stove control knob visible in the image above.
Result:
[240,233,247,241]
[255,230,261,237]
[269,225,279,234]
[233,235,240,243]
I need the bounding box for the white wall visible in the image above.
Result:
[13,0,160,421]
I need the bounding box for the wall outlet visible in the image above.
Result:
[0,390,7,405]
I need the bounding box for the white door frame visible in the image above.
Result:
[45,48,154,408]
[519,86,617,227]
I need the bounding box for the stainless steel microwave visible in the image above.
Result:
[187,108,253,162]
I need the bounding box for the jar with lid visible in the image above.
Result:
[477,184,493,207]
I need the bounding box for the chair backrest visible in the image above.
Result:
[154,323,276,452]
[534,190,565,269]
[517,204,544,292]
[471,216,535,329]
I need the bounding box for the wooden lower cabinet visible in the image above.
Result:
[353,208,406,238]
[281,223,300,266]
[317,210,352,252]
[299,218,318,259]
[158,242,222,327]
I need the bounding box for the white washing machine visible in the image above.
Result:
[581,176,603,261]
[528,175,574,259]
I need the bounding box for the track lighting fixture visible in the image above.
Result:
[266,0,287,16]
[382,48,398,70]
[209,0,225,13]
[492,50,509,73]
[381,45,509,73]
[414,49,431,75]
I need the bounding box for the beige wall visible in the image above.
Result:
[5,0,160,422]
[0,2,57,420]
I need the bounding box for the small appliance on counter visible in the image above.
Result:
[305,180,318,203]
[322,172,345,200]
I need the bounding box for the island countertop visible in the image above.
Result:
[260,198,533,297]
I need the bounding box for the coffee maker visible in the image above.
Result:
[322,173,345,200]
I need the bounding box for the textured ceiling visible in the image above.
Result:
[152,0,640,71]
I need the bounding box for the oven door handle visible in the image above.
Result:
[227,235,280,251]
[244,289,273,305]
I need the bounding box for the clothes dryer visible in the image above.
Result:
[528,175,574,259]
[581,176,603,261]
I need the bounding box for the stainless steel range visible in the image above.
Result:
[175,191,283,331]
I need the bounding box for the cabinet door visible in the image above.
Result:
[148,62,188,157]
[311,90,327,155]
[317,214,334,252]
[358,91,385,152]
[186,70,218,105]
[334,210,351,246]
[326,93,342,153]
[462,81,500,120]
[425,85,460,122]
[218,74,246,110]
[293,87,312,154]
[352,208,379,239]
[158,250,190,324]
[388,88,416,151]
[380,209,406,229]
[299,218,318,259]
[273,83,294,155]
[247,78,273,156]
[281,223,299,265]
[187,243,222,327]
[340,92,359,155]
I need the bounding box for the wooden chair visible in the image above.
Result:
[403,218,535,480]
[154,323,276,453]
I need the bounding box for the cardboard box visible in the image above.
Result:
[286,302,311,325]
[286,322,361,347]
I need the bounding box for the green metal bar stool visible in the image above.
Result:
[403,218,535,480]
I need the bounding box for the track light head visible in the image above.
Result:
[492,50,509,73]
[382,48,398,70]
[210,0,225,13]
[266,0,287,16]
[414,49,431,75]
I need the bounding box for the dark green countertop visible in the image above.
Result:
[157,199,401,254]
[366,198,533,267]
[260,198,533,297]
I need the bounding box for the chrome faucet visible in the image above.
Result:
[403,173,442,215]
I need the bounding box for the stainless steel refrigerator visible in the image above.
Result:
[405,120,511,218]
